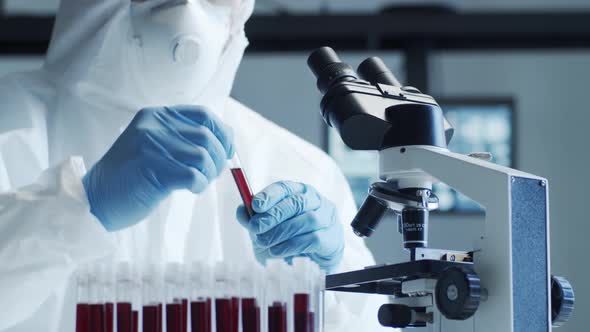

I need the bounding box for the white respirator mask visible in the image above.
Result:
[129,0,235,105]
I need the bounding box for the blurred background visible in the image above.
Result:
[1,1,589,331]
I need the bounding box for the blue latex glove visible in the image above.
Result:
[83,105,233,231]
[237,181,344,273]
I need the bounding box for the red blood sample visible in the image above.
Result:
[89,304,105,332]
[105,303,114,332]
[241,298,260,332]
[158,304,163,332]
[294,294,310,332]
[142,305,161,332]
[231,297,240,332]
[166,303,183,332]
[133,311,138,332]
[191,299,212,332]
[117,302,133,332]
[181,299,188,332]
[215,298,234,332]
[76,303,90,332]
[206,299,212,331]
[268,302,287,332]
[231,168,254,218]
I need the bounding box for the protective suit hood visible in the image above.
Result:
[45,0,254,106]
[42,0,254,167]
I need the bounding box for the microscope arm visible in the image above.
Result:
[379,145,546,205]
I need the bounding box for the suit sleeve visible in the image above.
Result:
[0,149,115,329]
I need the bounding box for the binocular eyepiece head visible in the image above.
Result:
[308,46,404,91]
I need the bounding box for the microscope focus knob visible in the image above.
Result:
[435,267,481,320]
[551,276,575,327]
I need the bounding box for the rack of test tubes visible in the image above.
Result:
[75,258,325,332]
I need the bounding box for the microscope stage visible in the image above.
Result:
[326,259,473,296]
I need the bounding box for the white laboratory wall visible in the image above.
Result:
[0,57,43,77]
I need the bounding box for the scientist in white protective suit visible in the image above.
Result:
[0,0,391,331]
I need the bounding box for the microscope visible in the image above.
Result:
[307,47,575,331]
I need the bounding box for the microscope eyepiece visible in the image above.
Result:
[307,47,358,94]
[307,47,341,77]
[357,57,401,87]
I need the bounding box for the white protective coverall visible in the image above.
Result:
[0,0,390,331]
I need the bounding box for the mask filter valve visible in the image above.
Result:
[172,37,201,66]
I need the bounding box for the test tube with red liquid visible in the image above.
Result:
[116,263,136,332]
[266,260,290,332]
[229,154,255,218]
[181,298,188,332]
[240,264,263,332]
[188,262,213,332]
[165,263,186,332]
[88,268,106,332]
[292,258,325,332]
[214,263,241,332]
[242,298,261,332]
[268,302,288,332]
[76,268,90,332]
[190,262,213,332]
[294,294,312,332]
[133,311,139,332]
[142,265,163,332]
[101,265,115,332]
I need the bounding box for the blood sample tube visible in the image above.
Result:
[190,262,213,332]
[240,264,263,332]
[133,272,142,332]
[292,258,325,332]
[265,260,289,332]
[182,266,190,332]
[214,263,240,332]
[293,293,310,332]
[76,267,90,332]
[165,263,185,332]
[229,154,255,218]
[133,311,139,332]
[142,265,163,332]
[292,259,313,332]
[88,266,105,332]
[101,264,115,332]
[117,262,136,332]
[106,302,115,332]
